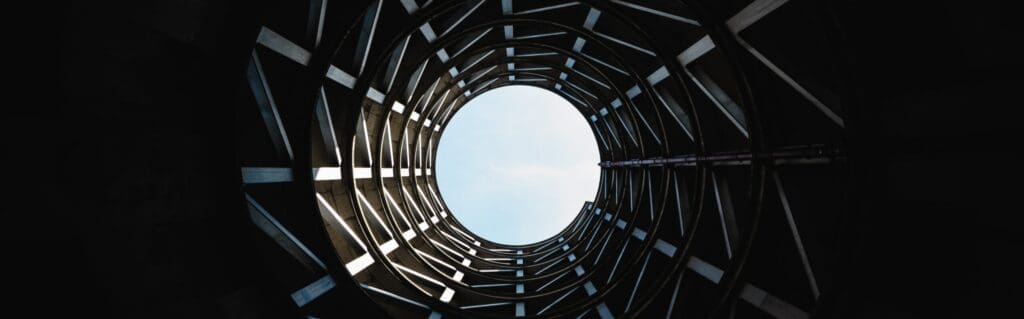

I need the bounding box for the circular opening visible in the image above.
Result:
[436,86,601,245]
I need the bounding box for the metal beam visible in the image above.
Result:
[611,0,700,26]
[247,51,294,161]
[247,193,326,272]
[314,87,342,164]
[241,167,293,184]
[599,145,844,168]
[256,27,311,66]
[515,2,580,15]
[773,171,821,299]
[712,171,740,259]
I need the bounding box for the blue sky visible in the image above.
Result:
[436,86,601,245]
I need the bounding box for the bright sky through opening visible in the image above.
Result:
[436,86,601,245]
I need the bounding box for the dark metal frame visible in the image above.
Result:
[235,0,855,318]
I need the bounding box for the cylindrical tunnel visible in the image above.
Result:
[238,0,850,318]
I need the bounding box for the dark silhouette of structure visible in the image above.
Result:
[8,0,1018,318]
[237,1,852,317]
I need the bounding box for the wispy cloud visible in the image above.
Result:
[436,86,600,245]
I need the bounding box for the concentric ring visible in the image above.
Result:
[237,1,851,318]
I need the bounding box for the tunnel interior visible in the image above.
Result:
[238,0,849,318]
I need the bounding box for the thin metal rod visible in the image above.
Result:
[599,145,844,168]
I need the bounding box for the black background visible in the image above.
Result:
[4,0,1020,317]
